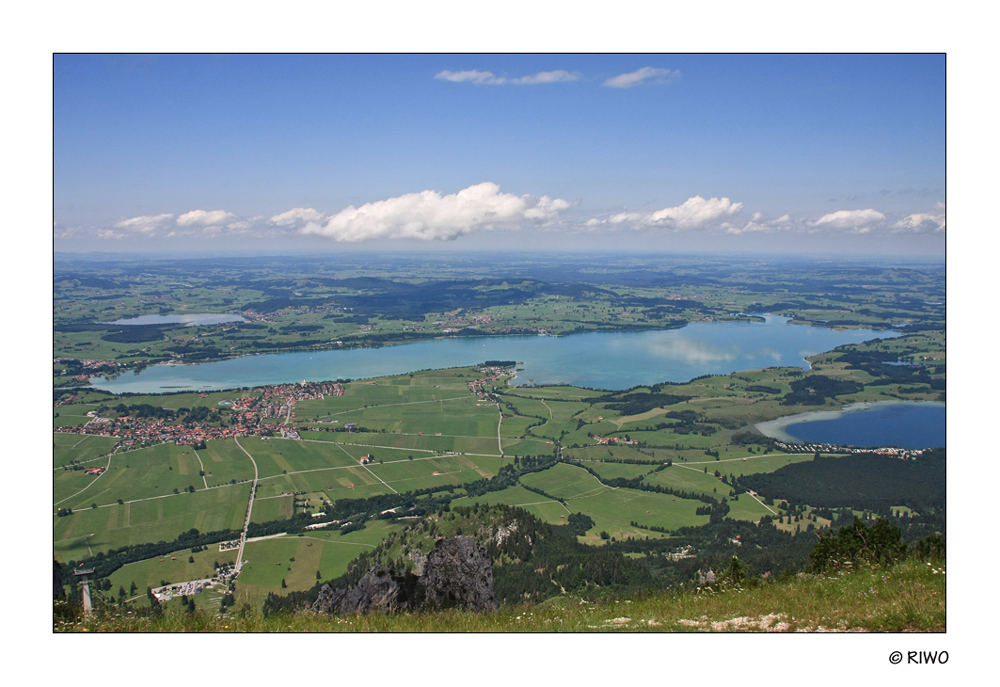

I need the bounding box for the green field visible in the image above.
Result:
[235,521,403,601]
[580,461,656,481]
[54,484,251,560]
[520,462,610,500]
[461,485,572,525]
[53,432,119,468]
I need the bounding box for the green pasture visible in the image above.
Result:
[231,436,360,479]
[520,462,609,500]
[580,461,654,481]
[368,454,503,492]
[126,485,249,544]
[250,495,294,523]
[504,386,604,402]
[501,395,551,422]
[53,433,119,468]
[54,484,249,560]
[55,468,108,506]
[302,432,501,456]
[643,464,731,499]
[255,466,389,503]
[236,523,398,598]
[461,485,570,525]
[569,488,709,544]
[53,409,97,428]
[725,494,777,522]
[502,435,560,457]
[562,445,659,463]
[498,414,542,441]
[190,441,255,486]
[113,389,261,411]
[61,442,202,509]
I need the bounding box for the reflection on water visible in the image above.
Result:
[645,337,740,364]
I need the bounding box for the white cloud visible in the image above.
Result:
[650,196,743,229]
[724,214,793,235]
[436,69,503,84]
[301,182,575,242]
[813,208,886,232]
[512,70,580,84]
[589,196,743,231]
[608,211,644,225]
[114,213,174,234]
[435,69,580,85]
[176,209,236,227]
[893,202,945,233]
[603,67,680,89]
[270,207,324,227]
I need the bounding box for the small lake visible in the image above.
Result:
[756,401,945,449]
[90,315,899,394]
[99,313,246,327]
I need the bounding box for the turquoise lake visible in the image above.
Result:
[91,315,899,394]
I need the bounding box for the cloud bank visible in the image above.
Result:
[893,202,945,232]
[269,207,324,227]
[73,195,944,247]
[301,182,574,242]
[114,213,174,234]
[603,67,680,89]
[435,69,580,85]
[812,208,886,233]
[176,209,237,227]
[594,196,743,231]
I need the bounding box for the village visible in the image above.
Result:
[54,366,515,452]
[54,380,344,448]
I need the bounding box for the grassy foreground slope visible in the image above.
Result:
[57,556,944,632]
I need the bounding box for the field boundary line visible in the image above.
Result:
[362,463,398,494]
[55,451,114,507]
[745,491,778,515]
[233,437,260,573]
[192,448,209,489]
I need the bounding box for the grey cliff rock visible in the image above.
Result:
[312,536,496,615]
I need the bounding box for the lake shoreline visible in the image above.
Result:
[755,400,946,445]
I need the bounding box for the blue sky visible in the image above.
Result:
[54,54,945,255]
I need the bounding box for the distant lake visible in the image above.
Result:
[756,401,945,449]
[90,315,898,394]
[99,313,246,327]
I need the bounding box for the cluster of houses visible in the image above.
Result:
[53,380,345,447]
[771,439,928,459]
[467,365,512,395]
[592,435,638,446]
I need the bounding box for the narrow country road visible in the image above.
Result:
[233,437,259,574]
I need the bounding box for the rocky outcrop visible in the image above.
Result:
[420,536,497,611]
[313,565,419,614]
[312,536,496,615]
